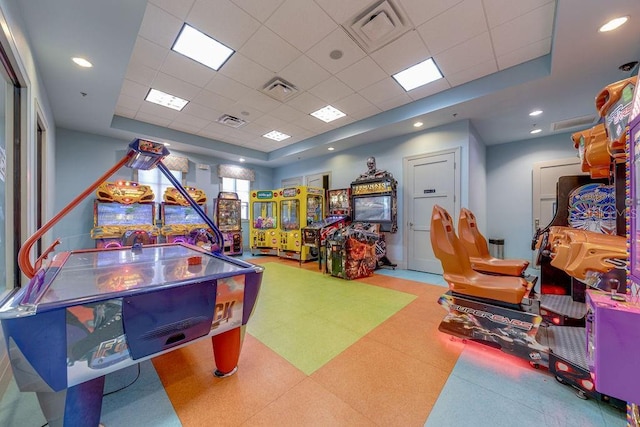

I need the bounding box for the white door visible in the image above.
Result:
[404,149,460,273]
[531,157,586,265]
[306,172,330,190]
[532,158,586,233]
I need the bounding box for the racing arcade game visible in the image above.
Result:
[160,186,215,249]
[90,181,159,248]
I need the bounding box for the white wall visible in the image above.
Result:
[486,131,579,260]
[273,120,481,265]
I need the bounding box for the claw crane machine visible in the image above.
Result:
[250,189,280,255]
[279,186,324,261]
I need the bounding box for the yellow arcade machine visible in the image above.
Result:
[250,189,280,255]
[279,186,324,261]
[160,186,213,246]
[90,180,160,248]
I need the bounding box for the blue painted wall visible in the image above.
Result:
[486,131,579,260]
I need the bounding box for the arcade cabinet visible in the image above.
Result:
[90,180,159,248]
[350,157,397,269]
[249,189,280,256]
[326,222,379,279]
[1,138,264,427]
[278,186,324,262]
[302,188,351,270]
[160,186,215,249]
[213,191,243,255]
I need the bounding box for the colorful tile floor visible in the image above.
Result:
[0,256,626,426]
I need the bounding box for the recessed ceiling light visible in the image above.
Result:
[72,57,92,68]
[328,147,335,151]
[263,130,291,141]
[310,105,346,123]
[599,16,629,32]
[392,58,443,91]
[530,128,542,134]
[145,88,189,111]
[413,121,423,128]
[239,158,245,162]
[172,24,234,71]
[529,110,543,116]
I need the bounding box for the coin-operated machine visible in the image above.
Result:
[159,186,215,250]
[279,186,325,261]
[90,181,160,248]
[250,189,280,256]
[213,191,243,256]
[350,157,397,268]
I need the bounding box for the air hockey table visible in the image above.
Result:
[0,242,263,427]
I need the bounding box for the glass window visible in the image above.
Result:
[136,168,182,203]
[222,177,250,220]
[0,54,17,298]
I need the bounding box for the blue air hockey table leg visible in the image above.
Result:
[36,376,105,427]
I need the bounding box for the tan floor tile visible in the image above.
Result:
[243,377,373,426]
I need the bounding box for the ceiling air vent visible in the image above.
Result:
[217,114,246,128]
[261,77,298,102]
[342,0,411,53]
[552,115,597,132]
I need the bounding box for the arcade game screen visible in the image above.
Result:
[162,205,204,225]
[353,195,391,222]
[95,203,154,226]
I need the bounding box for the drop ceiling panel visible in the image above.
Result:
[187,0,260,50]
[124,62,157,87]
[236,90,283,113]
[148,0,195,20]
[130,37,169,70]
[181,102,222,121]
[308,76,354,103]
[400,0,464,27]
[491,2,555,56]
[224,102,264,122]
[497,37,551,70]
[359,77,406,105]
[314,0,375,24]
[138,4,184,48]
[305,28,367,74]
[284,91,326,114]
[417,0,488,55]
[336,56,387,92]
[139,100,184,119]
[230,0,285,22]
[407,78,451,101]
[160,51,216,88]
[265,0,337,52]
[121,79,150,99]
[294,114,329,131]
[254,113,288,130]
[152,72,201,99]
[376,92,412,110]
[483,0,553,28]
[333,92,377,115]
[169,112,210,130]
[135,111,173,127]
[445,59,498,87]
[434,32,494,76]
[117,93,144,111]
[239,26,300,73]
[269,104,309,123]
[280,55,331,91]
[205,74,253,101]
[370,30,431,75]
[219,53,275,89]
[191,89,235,111]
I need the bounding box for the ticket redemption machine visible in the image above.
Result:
[250,189,280,256]
[213,191,243,255]
[90,181,160,248]
[160,186,214,248]
[279,186,324,261]
[350,175,397,268]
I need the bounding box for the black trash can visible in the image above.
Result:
[488,238,504,259]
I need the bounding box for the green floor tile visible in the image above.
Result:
[247,263,416,375]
